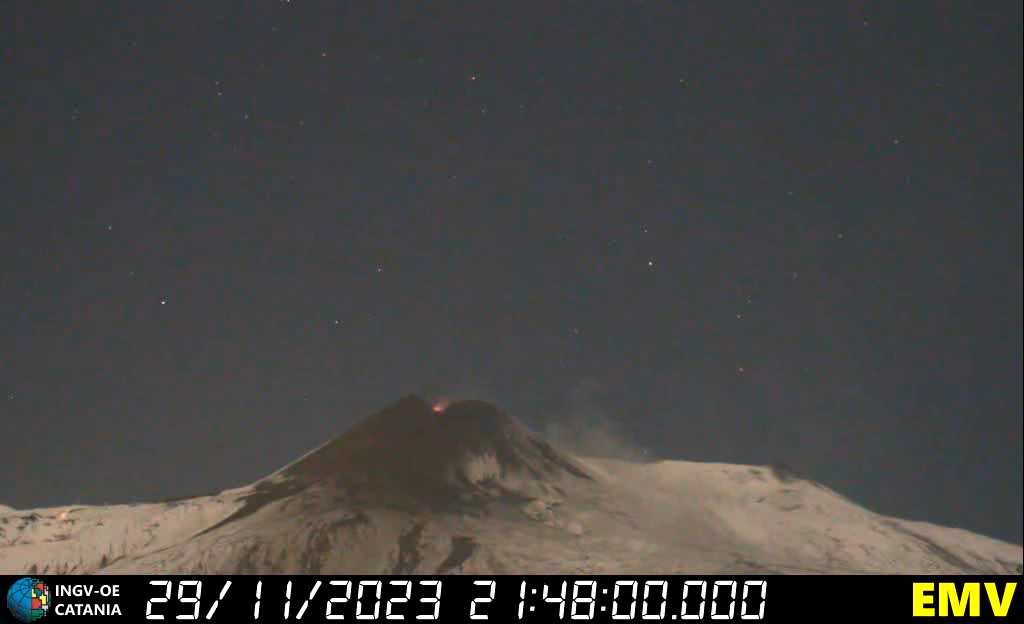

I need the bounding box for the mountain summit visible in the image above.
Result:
[281,396,591,507]
[1,397,1021,574]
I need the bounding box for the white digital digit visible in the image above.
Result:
[642,581,668,620]
[326,581,352,621]
[611,580,638,620]
[680,580,706,620]
[711,580,737,620]
[205,580,231,619]
[253,581,262,620]
[469,580,495,620]
[518,581,527,620]
[356,581,382,620]
[740,580,766,620]
[542,581,567,619]
[571,581,596,620]
[296,580,322,620]
[146,580,171,620]
[176,580,202,620]
[416,580,442,620]
[284,581,293,620]
[387,581,412,620]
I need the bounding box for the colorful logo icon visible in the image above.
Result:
[6,577,50,623]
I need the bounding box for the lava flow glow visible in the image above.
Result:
[432,399,451,413]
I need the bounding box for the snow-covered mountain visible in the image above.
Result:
[1,397,1020,575]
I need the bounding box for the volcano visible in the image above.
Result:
[279,396,591,508]
[1,397,1020,574]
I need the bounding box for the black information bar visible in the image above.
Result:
[2,575,1018,623]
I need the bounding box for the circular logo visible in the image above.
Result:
[6,577,50,623]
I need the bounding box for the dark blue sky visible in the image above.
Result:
[4,2,1021,543]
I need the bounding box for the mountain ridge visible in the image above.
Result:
[1,396,1020,575]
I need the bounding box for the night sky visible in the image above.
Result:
[4,3,1021,544]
